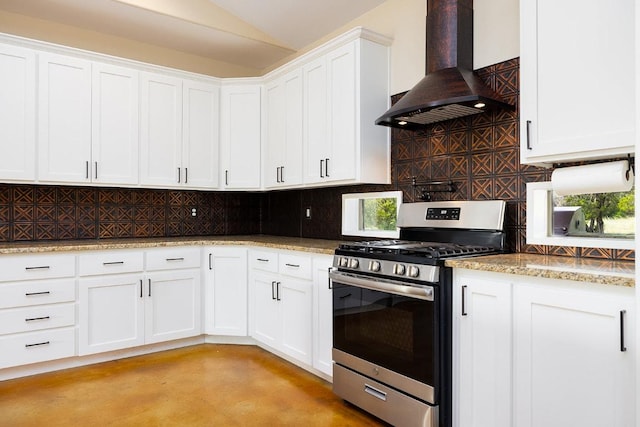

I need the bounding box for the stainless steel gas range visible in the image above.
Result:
[330,200,507,427]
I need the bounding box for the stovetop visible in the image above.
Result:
[337,239,498,260]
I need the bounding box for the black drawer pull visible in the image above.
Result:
[620,310,627,352]
[285,263,300,268]
[25,291,51,296]
[25,316,50,322]
[25,341,50,348]
[165,257,185,262]
[257,258,269,262]
[461,285,468,316]
[103,261,124,266]
[25,266,50,271]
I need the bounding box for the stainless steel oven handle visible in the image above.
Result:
[329,271,434,301]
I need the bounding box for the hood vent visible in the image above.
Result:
[376,0,513,130]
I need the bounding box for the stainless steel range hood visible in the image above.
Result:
[376,0,513,130]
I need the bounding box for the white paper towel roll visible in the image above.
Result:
[551,160,634,196]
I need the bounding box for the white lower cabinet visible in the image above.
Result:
[249,250,313,365]
[312,255,333,377]
[203,247,248,336]
[78,249,201,356]
[0,253,77,369]
[453,269,635,427]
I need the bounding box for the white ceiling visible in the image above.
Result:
[0,0,388,71]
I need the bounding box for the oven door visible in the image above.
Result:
[330,270,439,404]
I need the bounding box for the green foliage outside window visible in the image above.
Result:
[559,190,634,235]
[362,198,397,231]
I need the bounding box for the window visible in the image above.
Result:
[342,191,403,238]
[527,182,635,250]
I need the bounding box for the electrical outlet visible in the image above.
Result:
[305,207,312,219]
[191,208,197,217]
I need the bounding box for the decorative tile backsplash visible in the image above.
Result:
[0,57,633,261]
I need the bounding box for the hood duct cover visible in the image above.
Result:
[376,0,513,130]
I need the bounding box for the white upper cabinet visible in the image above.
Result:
[264,69,303,189]
[140,72,183,187]
[38,52,92,183]
[182,80,220,188]
[0,45,35,181]
[92,62,139,185]
[520,0,635,165]
[303,37,390,185]
[220,83,261,189]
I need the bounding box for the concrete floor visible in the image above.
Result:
[0,344,385,426]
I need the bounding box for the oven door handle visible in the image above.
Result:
[329,271,434,301]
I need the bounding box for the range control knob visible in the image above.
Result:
[393,264,406,276]
[408,265,420,278]
[339,257,349,268]
[348,258,360,269]
[368,260,381,272]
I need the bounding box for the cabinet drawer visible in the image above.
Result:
[279,253,312,279]
[79,251,144,276]
[0,254,75,282]
[146,247,201,271]
[0,303,75,335]
[0,278,75,309]
[0,327,76,369]
[250,250,278,273]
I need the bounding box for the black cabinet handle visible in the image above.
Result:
[257,258,269,262]
[276,167,280,183]
[280,166,284,183]
[140,279,143,298]
[148,279,151,297]
[209,253,212,270]
[285,263,300,268]
[320,159,324,178]
[25,266,50,271]
[166,257,185,262]
[461,285,467,316]
[271,281,276,300]
[185,167,188,184]
[526,120,532,150]
[328,267,333,289]
[177,167,181,183]
[25,316,50,322]
[276,282,281,301]
[85,161,89,179]
[103,261,124,266]
[620,310,627,352]
[25,341,50,348]
[94,162,98,179]
[26,291,50,296]
[325,158,330,177]
[225,170,229,186]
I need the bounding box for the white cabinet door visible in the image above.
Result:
[513,284,635,427]
[250,272,281,349]
[78,274,145,355]
[326,42,356,182]
[279,278,312,364]
[140,72,182,187]
[264,70,303,189]
[91,62,139,185]
[313,256,333,377]
[454,271,512,427]
[0,44,35,181]
[145,269,201,344]
[204,247,247,336]
[220,84,261,189]
[520,0,635,164]
[182,80,220,189]
[38,52,91,183]
[303,57,329,184]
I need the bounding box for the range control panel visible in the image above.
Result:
[425,207,460,220]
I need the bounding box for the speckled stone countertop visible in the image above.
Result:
[446,253,635,287]
[0,235,342,256]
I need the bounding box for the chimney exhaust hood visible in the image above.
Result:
[376,0,513,130]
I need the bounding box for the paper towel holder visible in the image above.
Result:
[625,154,634,180]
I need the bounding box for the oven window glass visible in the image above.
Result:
[333,283,438,387]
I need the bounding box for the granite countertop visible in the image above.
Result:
[0,235,342,256]
[446,253,635,287]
